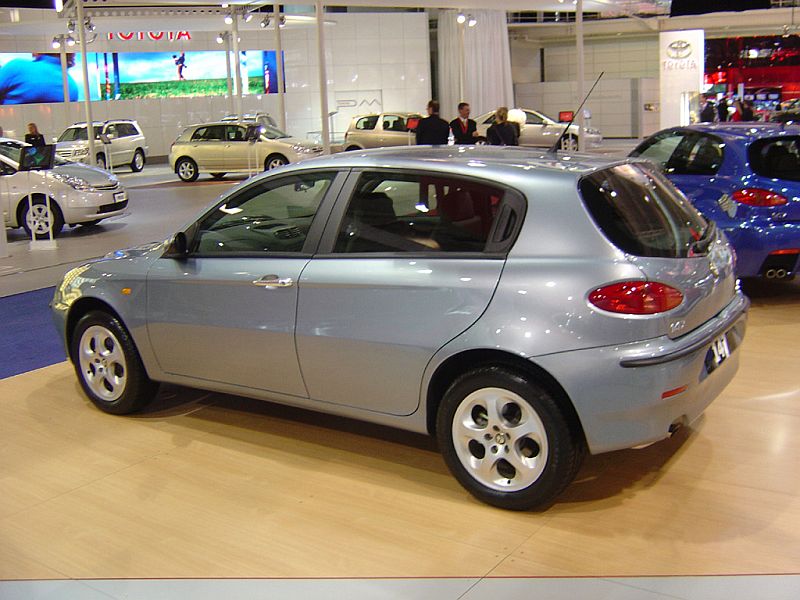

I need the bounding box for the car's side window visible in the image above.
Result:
[192,172,337,255]
[118,123,136,137]
[525,111,544,125]
[355,116,379,131]
[680,134,724,175]
[105,124,117,138]
[225,125,246,141]
[483,114,496,125]
[0,160,15,175]
[382,115,406,132]
[191,127,208,141]
[632,131,685,171]
[333,172,507,254]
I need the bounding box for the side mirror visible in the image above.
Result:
[164,231,190,259]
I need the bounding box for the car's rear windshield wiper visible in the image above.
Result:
[690,219,716,255]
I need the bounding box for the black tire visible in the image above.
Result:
[210,172,227,180]
[345,145,362,152]
[560,134,579,152]
[19,196,64,239]
[265,154,288,170]
[70,311,159,415]
[96,153,107,170]
[474,137,488,145]
[176,157,199,182]
[130,149,145,172]
[79,219,102,227]
[436,366,583,510]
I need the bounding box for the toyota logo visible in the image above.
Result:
[666,40,692,59]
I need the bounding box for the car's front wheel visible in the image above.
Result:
[20,196,64,239]
[210,172,226,180]
[436,366,583,510]
[176,157,199,182]
[560,134,579,152]
[265,154,288,170]
[71,311,158,415]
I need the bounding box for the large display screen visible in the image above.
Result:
[0,50,285,105]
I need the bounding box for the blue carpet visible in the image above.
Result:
[0,287,67,379]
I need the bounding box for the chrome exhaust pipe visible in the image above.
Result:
[776,269,788,279]
[765,269,777,279]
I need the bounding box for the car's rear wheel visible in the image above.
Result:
[130,149,145,172]
[210,172,226,180]
[560,134,579,152]
[20,196,64,239]
[176,157,198,182]
[474,137,488,145]
[345,145,362,151]
[71,311,158,415]
[265,154,288,170]
[436,366,583,510]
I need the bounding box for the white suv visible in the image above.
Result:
[56,120,148,172]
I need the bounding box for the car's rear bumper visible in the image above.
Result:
[533,292,749,454]
[724,221,800,277]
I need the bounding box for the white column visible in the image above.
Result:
[316,1,330,153]
[458,22,465,102]
[274,8,286,132]
[59,41,71,121]
[224,34,233,114]
[576,0,585,151]
[231,13,243,120]
[75,0,96,164]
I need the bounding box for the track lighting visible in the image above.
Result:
[66,19,75,34]
[468,15,477,27]
[260,16,270,28]
[224,13,233,25]
[84,17,95,33]
[216,32,225,44]
[66,34,75,47]
[244,12,253,23]
[51,36,61,49]
[279,15,286,28]
[456,12,466,24]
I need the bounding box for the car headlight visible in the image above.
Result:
[292,144,321,154]
[50,172,95,191]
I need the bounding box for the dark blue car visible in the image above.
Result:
[631,123,800,279]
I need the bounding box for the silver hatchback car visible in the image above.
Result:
[52,147,748,510]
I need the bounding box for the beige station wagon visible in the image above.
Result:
[343,112,422,151]
[169,121,323,182]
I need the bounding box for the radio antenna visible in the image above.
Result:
[549,71,604,153]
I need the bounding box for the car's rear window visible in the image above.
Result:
[580,163,708,258]
[748,136,800,182]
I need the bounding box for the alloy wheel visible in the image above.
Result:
[26,204,53,235]
[78,325,128,402]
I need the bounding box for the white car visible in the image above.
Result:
[56,119,148,172]
[474,108,602,151]
[0,139,127,238]
[169,121,323,182]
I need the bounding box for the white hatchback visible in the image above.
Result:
[0,139,128,238]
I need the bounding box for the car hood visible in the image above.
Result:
[104,240,167,261]
[278,137,322,150]
[52,162,118,187]
[56,140,90,148]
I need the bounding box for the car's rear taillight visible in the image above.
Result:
[732,188,788,207]
[588,281,683,315]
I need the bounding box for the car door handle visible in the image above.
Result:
[252,274,294,288]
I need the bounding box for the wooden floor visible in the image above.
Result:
[1,280,799,580]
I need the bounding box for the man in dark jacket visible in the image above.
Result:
[415,100,450,145]
[449,102,478,144]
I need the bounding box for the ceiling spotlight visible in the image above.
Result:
[224,13,233,25]
[66,19,75,34]
[216,32,225,44]
[260,16,270,28]
[467,15,477,27]
[51,36,61,49]
[244,12,253,23]
[279,15,286,28]
[66,34,75,47]
[84,17,95,33]
[456,13,466,24]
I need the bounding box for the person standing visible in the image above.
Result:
[173,52,187,81]
[700,100,716,123]
[449,102,478,144]
[415,100,450,145]
[24,123,45,146]
[487,107,519,146]
[741,100,755,121]
[717,97,729,122]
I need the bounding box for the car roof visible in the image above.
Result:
[278,145,639,179]
[676,122,800,142]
